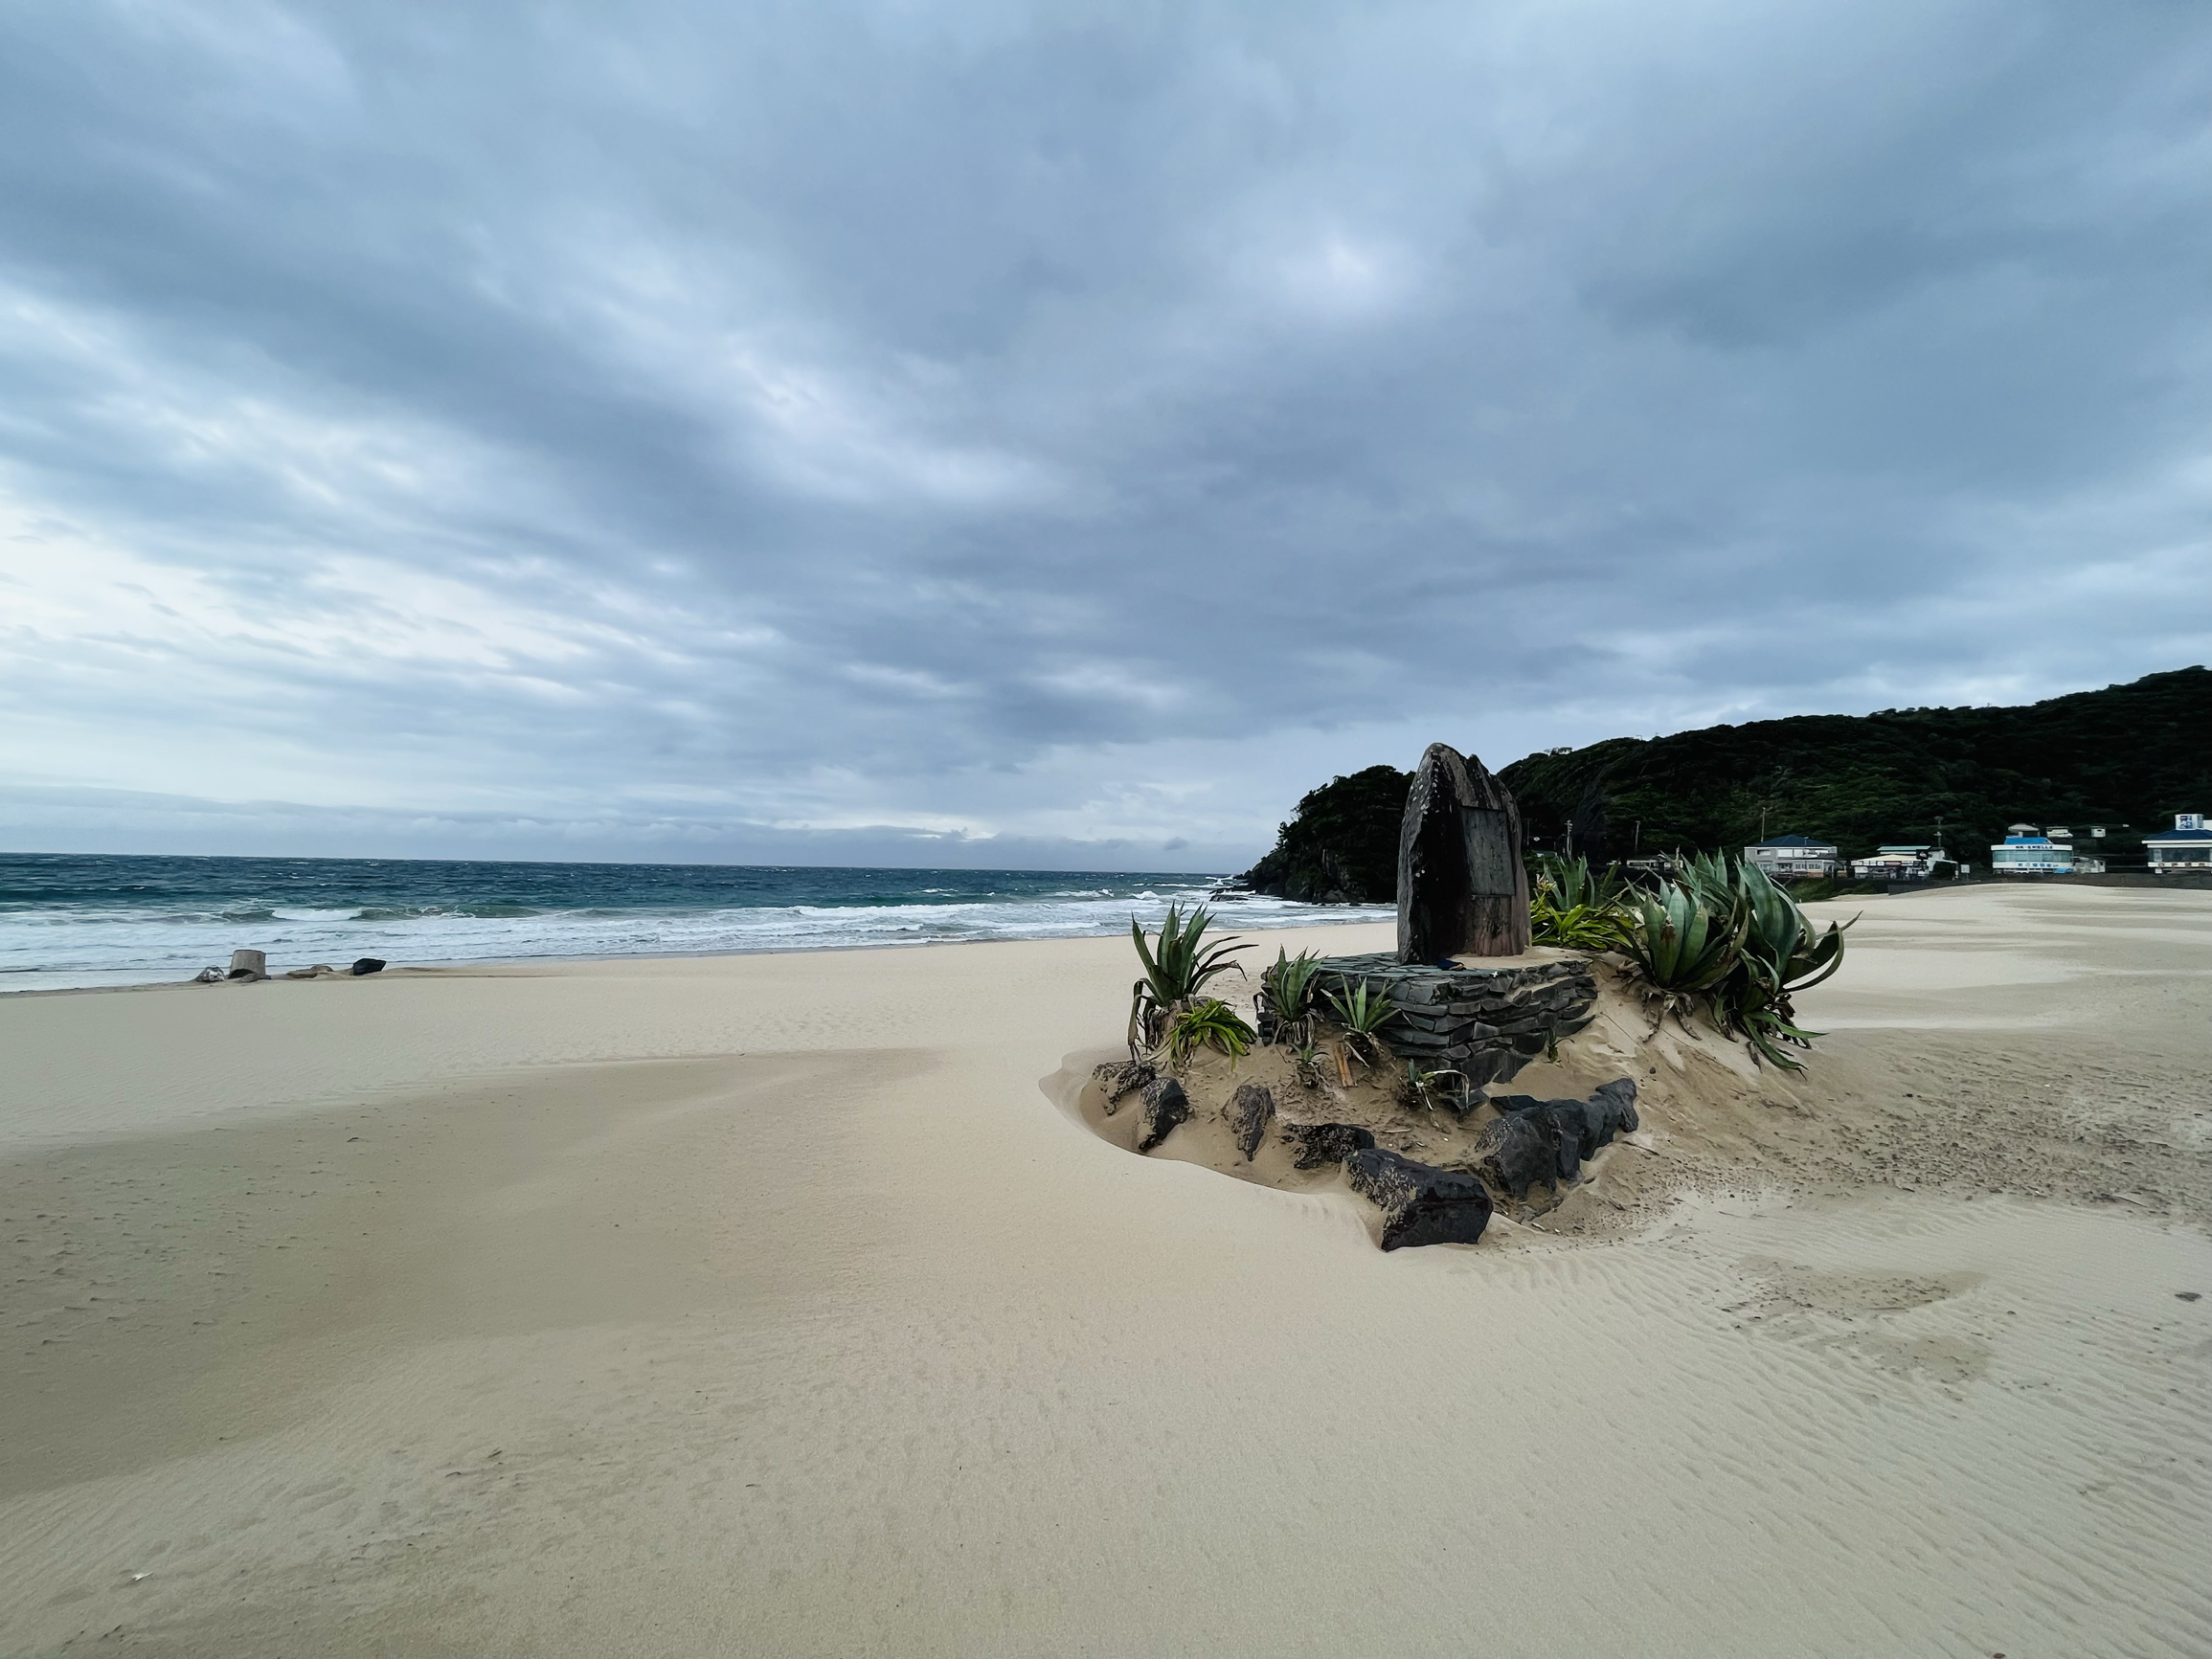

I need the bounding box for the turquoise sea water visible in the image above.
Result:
[0,853,1391,992]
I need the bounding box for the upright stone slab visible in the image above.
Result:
[1396,743,1530,962]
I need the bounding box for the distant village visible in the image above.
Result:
[1736,813,2212,882]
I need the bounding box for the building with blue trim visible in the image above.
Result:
[2144,814,2212,871]
[1991,827,2074,873]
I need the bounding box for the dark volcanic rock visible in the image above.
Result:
[1544,1101,1595,1173]
[1469,1110,1563,1199]
[350,957,387,976]
[1136,1077,1191,1153]
[1230,1082,1275,1161]
[1282,1122,1377,1170]
[1590,1078,1639,1143]
[1490,1095,1588,1178]
[1092,1059,1156,1115]
[1495,1079,1636,1158]
[1494,1078,1639,1167]
[1344,1148,1494,1249]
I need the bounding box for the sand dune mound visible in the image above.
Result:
[1076,953,1801,1243]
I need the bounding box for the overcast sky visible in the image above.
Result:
[3,1,2207,870]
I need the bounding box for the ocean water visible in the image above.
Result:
[0,854,1392,994]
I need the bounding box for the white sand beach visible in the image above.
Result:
[4,884,2210,1656]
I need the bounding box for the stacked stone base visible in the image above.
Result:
[1313,953,1598,1088]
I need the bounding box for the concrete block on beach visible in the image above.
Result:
[226,949,266,981]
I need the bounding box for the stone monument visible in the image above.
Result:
[1396,742,1530,962]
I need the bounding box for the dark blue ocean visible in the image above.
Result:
[0,853,1389,992]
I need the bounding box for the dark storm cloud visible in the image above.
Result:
[1,0,2207,861]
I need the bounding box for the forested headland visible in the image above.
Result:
[1241,666,2212,898]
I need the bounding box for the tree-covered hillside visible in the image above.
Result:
[1241,764,1409,901]
[1241,667,2212,889]
[1502,667,2212,864]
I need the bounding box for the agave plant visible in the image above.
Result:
[1128,903,1250,1055]
[1618,880,1749,1032]
[1535,853,1632,911]
[1258,947,1326,1044]
[1677,849,1742,918]
[1718,862,1852,1069]
[1321,975,1400,1067]
[1163,998,1257,1069]
[1619,856,1852,1068]
[1530,854,1635,950]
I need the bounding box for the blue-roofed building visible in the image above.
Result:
[1744,833,1839,877]
[2144,813,2212,872]
[1992,826,2065,872]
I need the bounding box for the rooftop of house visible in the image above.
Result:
[2144,826,2212,842]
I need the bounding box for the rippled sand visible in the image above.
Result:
[3,886,2207,1655]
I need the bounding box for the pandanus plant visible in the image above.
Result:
[1128,903,1250,1058]
[1322,975,1401,1068]
[1257,947,1326,1045]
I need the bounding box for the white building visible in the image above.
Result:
[1991,827,2096,874]
[1745,834,1840,877]
[1849,844,1946,880]
[2145,814,2212,872]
